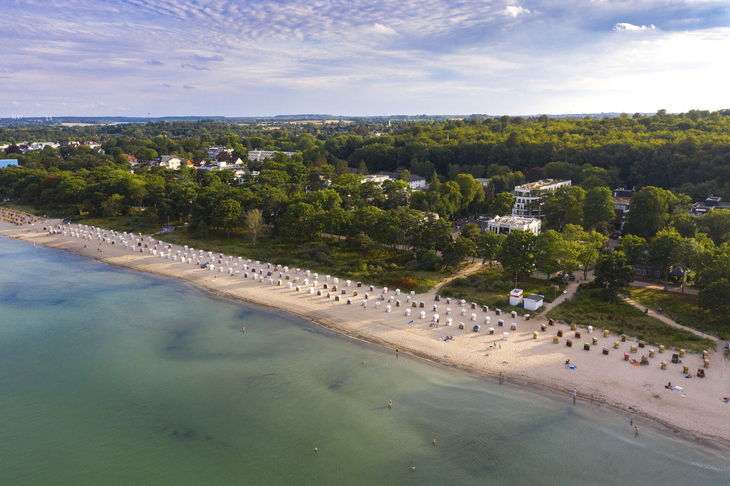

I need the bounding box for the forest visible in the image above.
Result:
[2,110,730,327]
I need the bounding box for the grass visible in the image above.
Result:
[629,286,729,341]
[546,289,716,353]
[153,226,446,294]
[438,267,565,316]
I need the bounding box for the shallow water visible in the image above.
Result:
[1,236,728,485]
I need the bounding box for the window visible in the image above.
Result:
[655,270,660,278]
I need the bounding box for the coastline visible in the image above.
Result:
[3,219,729,450]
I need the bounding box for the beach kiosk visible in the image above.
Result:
[523,294,544,311]
[509,289,523,306]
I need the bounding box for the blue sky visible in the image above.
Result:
[2,0,729,117]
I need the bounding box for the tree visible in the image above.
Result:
[243,208,265,245]
[583,186,615,230]
[476,231,505,266]
[593,250,634,298]
[349,232,375,257]
[455,235,477,263]
[212,198,242,238]
[490,192,514,216]
[623,186,669,238]
[650,229,682,287]
[535,230,563,280]
[279,202,318,242]
[670,238,704,292]
[101,194,124,218]
[696,208,730,246]
[615,234,648,265]
[460,223,480,242]
[563,225,607,279]
[498,229,537,281]
[700,278,730,324]
[545,185,585,230]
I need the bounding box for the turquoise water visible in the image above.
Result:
[0,237,728,485]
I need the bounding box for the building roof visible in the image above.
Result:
[525,294,544,301]
[515,179,570,191]
[487,215,540,225]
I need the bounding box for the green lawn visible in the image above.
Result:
[629,286,729,341]
[546,289,716,353]
[438,267,564,316]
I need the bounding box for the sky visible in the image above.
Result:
[2,0,729,117]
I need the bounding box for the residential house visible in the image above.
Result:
[512,179,571,219]
[612,187,635,230]
[123,154,139,166]
[205,146,232,160]
[155,155,182,170]
[28,142,59,151]
[691,195,730,215]
[247,150,296,162]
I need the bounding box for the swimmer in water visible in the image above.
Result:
[388,400,392,408]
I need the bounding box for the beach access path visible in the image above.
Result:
[3,219,730,449]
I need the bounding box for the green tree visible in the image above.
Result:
[563,225,608,279]
[349,232,375,257]
[582,186,615,230]
[593,250,634,298]
[650,229,682,287]
[623,186,669,238]
[476,231,505,266]
[535,230,563,280]
[696,209,730,246]
[498,229,537,281]
[615,234,648,265]
[545,185,585,230]
[279,202,319,242]
[460,223,480,242]
[455,235,477,263]
[101,194,124,218]
[670,238,704,292]
[700,278,730,324]
[490,192,514,216]
[212,198,242,238]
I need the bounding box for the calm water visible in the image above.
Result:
[0,237,728,485]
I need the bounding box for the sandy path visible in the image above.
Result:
[3,217,730,449]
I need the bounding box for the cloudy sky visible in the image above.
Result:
[2,0,729,117]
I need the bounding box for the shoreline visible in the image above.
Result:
[3,219,730,450]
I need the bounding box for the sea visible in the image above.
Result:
[1,236,728,485]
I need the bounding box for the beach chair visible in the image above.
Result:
[697,369,705,378]
[566,339,573,347]
[671,354,679,364]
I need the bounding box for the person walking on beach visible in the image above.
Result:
[573,388,577,399]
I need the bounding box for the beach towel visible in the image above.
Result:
[568,365,577,370]
[681,393,688,397]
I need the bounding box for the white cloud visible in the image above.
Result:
[614,22,656,31]
[503,6,530,18]
[368,23,397,36]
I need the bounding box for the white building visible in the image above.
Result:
[486,215,541,235]
[475,178,490,189]
[512,179,571,219]
[247,150,296,162]
[362,174,391,185]
[155,155,182,170]
[407,174,427,190]
[28,142,59,151]
[524,294,544,311]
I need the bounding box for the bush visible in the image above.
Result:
[404,260,420,271]
[388,276,421,289]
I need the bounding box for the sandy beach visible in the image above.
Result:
[3,216,729,448]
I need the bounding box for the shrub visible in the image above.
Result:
[388,276,421,289]
[404,260,420,271]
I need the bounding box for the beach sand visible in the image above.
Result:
[3,217,729,448]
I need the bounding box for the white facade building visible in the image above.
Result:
[247,150,296,162]
[486,215,541,235]
[512,179,571,219]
